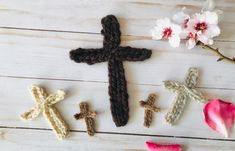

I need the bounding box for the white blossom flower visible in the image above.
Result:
[151,18,182,47]
[203,0,224,22]
[151,0,222,50]
[172,9,190,39]
[173,9,190,29]
[185,11,221,49]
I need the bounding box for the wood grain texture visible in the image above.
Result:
[0,128,235,151]
[0,0,235,150]
[0,0,234,41]
[0,76,234,139]
[0,28,235,89]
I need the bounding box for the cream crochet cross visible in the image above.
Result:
[164,68,206,125]
[20,85,69,140]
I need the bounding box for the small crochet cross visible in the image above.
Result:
[20,85,69,140]
[164,67,206,125]
[139,93,160,128]
[70,15,152,127]
[74,102,96,136]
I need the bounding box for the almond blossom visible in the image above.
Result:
[172,9,190,29]
[145,141,182,151]
[151,18,182,47]
[185,11,221,49]
[152,7,221,49]
[172,8,221,49]
[150,0,235,65]
[172,9,190,39]
[203,99,235,138]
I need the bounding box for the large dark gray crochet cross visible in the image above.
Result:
[70,15,152,127]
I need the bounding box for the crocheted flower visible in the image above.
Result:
[151,18,182,47]
[145,141,182,151]
[185,11,220,49]
[203,99,235,138]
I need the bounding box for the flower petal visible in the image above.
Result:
[151,17,182,47]
[151,27,163,40]
[172,24,182,35]
[215,9,224,22]
[169,36,180,47]
[194,12,206,23]
[203,99,235,138]
[185,19,197,33]
[145,141,182,151]
[172,10,190,26]
[205,24,221,38]
[179,30,188,39]
[205,11,218,24]
[198,34,212,45]
[186,38,197,49]
[156,18,171,28]
[151,18,172,40]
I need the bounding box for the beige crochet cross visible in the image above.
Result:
[20,85,69,140]
[74,102,96,136]
[139,93,160,128]
[164,68,206,125]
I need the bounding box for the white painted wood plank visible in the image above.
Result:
[0,76,234,139]
[0,0,234,41]
[0,128,234,151]
[0,0,234,150]
[0,28,235,89]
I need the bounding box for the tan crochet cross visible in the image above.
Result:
[164,68,206,125]
[74,102,96,136]
[20,85,69,140]
[139,93,160,128]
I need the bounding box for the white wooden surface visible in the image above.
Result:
[0,0,234,150]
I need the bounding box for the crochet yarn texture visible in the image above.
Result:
[20,85,69,140]
[164,68,206,125]
[70,15,152,127]
[74,102,96,136]
[139,93,160,128]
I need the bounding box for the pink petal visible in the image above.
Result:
[145,141,182,151]
[203,99,235,138]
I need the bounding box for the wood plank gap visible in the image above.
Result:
[1,75,235,91]
[0,27,233,43]
[0,126,234,142]
[0,26,100,35]
[0,74,109,84]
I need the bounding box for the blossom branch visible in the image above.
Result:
[197,41,235,64]
[151,0,234,65]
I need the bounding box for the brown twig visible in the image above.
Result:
[197,41,235,64]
